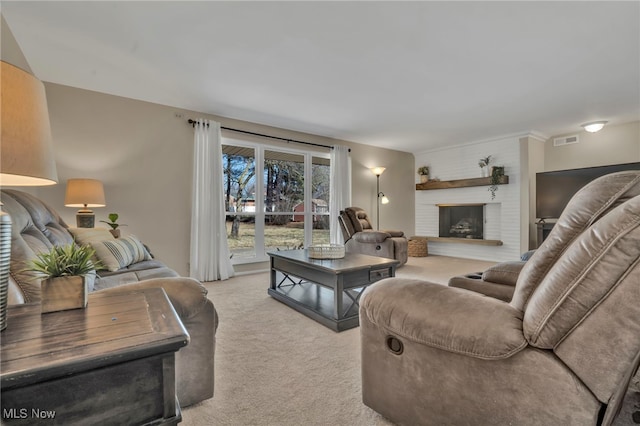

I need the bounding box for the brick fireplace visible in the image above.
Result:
[413,132,532,262]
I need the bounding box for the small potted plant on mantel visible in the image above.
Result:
[29,244,101,313]
[417,166,430,183]
[100,213,127,238]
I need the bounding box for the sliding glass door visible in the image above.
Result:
[223,140,330,264]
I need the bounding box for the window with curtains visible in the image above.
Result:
[223,139,331,264]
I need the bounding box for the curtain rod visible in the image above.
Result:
[188,119,344,151]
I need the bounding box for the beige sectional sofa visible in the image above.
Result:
[2,189,217,407]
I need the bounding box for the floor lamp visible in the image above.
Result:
[0,61,59,331]
[371,167,389,230]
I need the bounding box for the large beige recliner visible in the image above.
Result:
[359,171,640,425]
[339,207,408,266]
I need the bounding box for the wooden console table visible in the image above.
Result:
[1,288,189,425]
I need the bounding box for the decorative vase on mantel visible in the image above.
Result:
[478,155,492,178]
[417,166,430,183]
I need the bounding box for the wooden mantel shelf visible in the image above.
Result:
[416,175,509,190]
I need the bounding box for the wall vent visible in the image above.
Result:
[553,135,579,147]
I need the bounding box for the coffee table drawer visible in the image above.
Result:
[370,267,392,281]
[342,266,393,289]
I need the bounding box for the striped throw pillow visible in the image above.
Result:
[91,235,151,271]
[68,227,115,245]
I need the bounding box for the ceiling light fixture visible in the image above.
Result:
[581,121,608,133]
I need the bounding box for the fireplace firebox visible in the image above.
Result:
[438,204,485,240]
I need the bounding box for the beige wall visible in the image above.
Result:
[33,83,415,276]
[529,121,639,248]
[1,15,32,73]
[544,121,640,171]
[522,136,545,249]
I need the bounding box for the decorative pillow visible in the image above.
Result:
[68,227,115,246]
[91,235,151,272]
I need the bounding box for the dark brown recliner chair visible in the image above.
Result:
[339,207,408,266]
[359,171,640,425]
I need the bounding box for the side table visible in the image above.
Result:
[1,287,189,425]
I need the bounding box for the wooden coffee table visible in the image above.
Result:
[268,250,399,331]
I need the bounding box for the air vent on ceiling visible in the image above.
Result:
[553,135,579,147]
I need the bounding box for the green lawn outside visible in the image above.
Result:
[226,221,330,256]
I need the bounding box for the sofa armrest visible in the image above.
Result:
[353,231,392,243]
[481,260,526,286]
[448,275,515,302]
[95,276,217,407]
[360,278,526,359]
[382,229,405,238]
[95,277,212,323]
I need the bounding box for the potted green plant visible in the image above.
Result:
[100,213,127,238]
[488,166,505,200]
[417,166,430,183]
[29,244,101,313]
[478,155,492,177]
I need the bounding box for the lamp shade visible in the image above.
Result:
[64,179,106,207]
[1,61,58,186]
[371,167,386,176]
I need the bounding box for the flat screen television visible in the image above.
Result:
[536,162,640,219]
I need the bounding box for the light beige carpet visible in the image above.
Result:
[182,255,639,426]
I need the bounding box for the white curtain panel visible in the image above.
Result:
[190,119,234,281]
[329,145,352,244]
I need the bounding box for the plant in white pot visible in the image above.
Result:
[29,244,101,313]
[478,155,492,177]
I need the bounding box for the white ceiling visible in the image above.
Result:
[3,1,639,154]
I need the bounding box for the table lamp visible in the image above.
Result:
[1,61,59,331]
[64,178,106,228]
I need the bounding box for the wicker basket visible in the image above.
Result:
[308,244,345,259]
[408,238,428,257]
